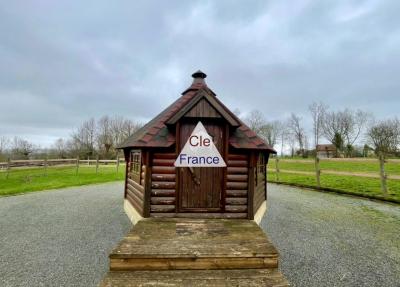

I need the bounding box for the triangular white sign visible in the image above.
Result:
[174,121,226,167]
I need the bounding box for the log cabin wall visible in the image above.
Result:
[253,153,266,215]
[226,153,249,219]
[125,149,146,216]
[150,152,176,216]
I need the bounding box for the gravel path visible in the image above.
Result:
[0,183,131,287]
[261,184,400,287]
[1,182,399,287]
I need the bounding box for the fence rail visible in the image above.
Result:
[269,157,399,196]
[0,158,124,169]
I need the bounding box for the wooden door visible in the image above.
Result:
[178,121,225,212]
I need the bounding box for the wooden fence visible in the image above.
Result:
[0,157,125,179]
[269,157,399,196]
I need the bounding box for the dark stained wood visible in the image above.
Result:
[127,183,144,201]
[126,192,143,215]
[143,151,152,218]
[228,154,248,160]
[184,98,222,118]
[127,178,144,193]
[226,197,247,205]
[227,167,248,174]
[178,121,224,211]
[150,205,176,212]
[150,197,176,205]
[225,205,247,212]
[226,182,248,190]
[227,174,248,182]
[227,160,248,167]
[152,166,175,174]
[100,269,289,287]
[152,174,175,181]
[153,153,176,159]
[152,159,175,166]
[151,189,175,197]
[226,189,247,197]
[248,152,255,220]
[152,181,176,189]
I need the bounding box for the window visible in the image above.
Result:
[256,153,265,185]
[130,151,142,184]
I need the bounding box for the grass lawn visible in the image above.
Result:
[273,159,400,175]
[0,165,125,196]
[268,169,400,202]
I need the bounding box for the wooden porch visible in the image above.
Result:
[99,218,289,286]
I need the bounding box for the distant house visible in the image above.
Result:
[316,144,336,158]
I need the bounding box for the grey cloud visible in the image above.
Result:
[0,0,399,146]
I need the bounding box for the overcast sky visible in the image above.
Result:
[1,0,399,147]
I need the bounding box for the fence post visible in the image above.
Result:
[378,154,388,197]
[116,155,120,173]
[275,157,280,182]
[96,155,99,174]
[6,157,11,179]
[315,156,321,188]
[44,156,48,176]
[76,156,80,175]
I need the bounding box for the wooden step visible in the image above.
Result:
[99,269,289,287]
[109,218,279,271]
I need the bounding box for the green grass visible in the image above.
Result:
[268,168,400,202]
[274,159,400,175]
[0,165,125,196]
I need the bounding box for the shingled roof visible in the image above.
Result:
[118,71,276,153]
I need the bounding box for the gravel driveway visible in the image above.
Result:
[0,182,131,287]
[0,182,399,287]
[262,184,400,287]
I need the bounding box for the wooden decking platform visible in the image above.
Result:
[100,218,289,286]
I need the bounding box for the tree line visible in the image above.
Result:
[0,116,142,161]
[243,102,400,160]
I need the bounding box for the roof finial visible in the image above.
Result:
[192,70,207,79]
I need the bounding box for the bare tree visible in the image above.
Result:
[11,137,34,159]
[288,113,306,157]
[322,109,370,157]
[245,110,266,136]
[0,136,10,153]
[261,120,281,148]
[367,118,400,196]
[53,138,67,158]
[277,120,290,157]
[309,101,328,149]
[97,116,113,156]
[71,118,96,158]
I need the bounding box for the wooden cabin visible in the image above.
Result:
[118,70,276,224]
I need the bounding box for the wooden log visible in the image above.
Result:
[227,160,247,167]
[151,189,176,197]
[227,174,248,182]
[225,205,247,212]
[128,178,144,193]
[152,174,176,182]
[150,205,176,212]
[127,184,144,201]
[315,156,321,188]
[150,197,176,205]
[226,190,247,197]
[226,182,248,190]
[140,179,145,186]
[227,167,248,174]
[152,159,175,166]
[226,198,247,205]
[228,154,248,160]
[152,181,176,189]
[127,189,144,207]
[126,193,143,214]
[153,153,176,159]
[152,166,175,174]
